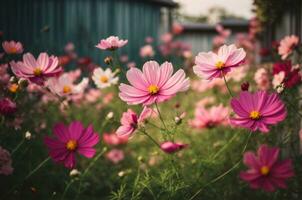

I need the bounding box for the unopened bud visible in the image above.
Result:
[8,83,19,93]
[106,112,114,120]
[104,56,113,65]
[25,131,32,140]
[9,76,17,83]
[276,84,284,93]
[174,116,182,125]
[18,78,29,88]
[69,169,81,177]
[241,82,249,91]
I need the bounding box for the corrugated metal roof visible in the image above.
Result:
[146,0,178,8]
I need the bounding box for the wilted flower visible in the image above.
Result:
[92,68,119,89]
[10,52,61,85]
[44,121,100,168]
[160,141,188,154]
[2,40,23,54]
[119,61,189,105]
[278,35,299,60]
[106,149,124,164]
[230,91,287,133]
[0,146,13,175]
[116,107,152,138]
[194,44,246,80]
[0,98,17,115]
[46,73,88,97]
[95,36,128,50]
[240,145,294,192]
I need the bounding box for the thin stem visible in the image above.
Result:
[139,129,161,149]
[222,73,234,97]
[61,179,75,200]
[24,157,50,180]
[211,131,240,159]
[147,121,165,131]
[155,102,167,130]
[189,131,252,200]
[75,148,107,199]
[11,139,25,155]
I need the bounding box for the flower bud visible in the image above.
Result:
[160,141,188,154]
[104,56,113,65]
[18,78,29,88]
[241,82,249,91]
[8,83,19,93]
[9,76,18,83]
[25,131,32,140]
[106,111,114,120]
[69,169,81,177]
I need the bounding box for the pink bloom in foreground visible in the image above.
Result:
[0,98,17,116]
[240,145,294,192]
[116,107,152,138]
[105,149,124,164]
[230,91,287,133]
[189,104,229,129]
[95,36,128,50]
[44,121,100,169]
[119,61,189,105]
[194,44,246,80]
[0,146,13,175]
[278,35,299,60]
[160,141,188,154]
[2,40,23,54]
[103,133,128,146]
[10,52,61,85]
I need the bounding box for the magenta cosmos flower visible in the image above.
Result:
[116,107,152,138]
[44,121,100,168]
[193,44,246,80]
[230,91,287,133]
[0,98,17,116]
[10,52,62,85]
[95,36,128,50]
[119,61,190,105]
[2,40,23,54]
[240,145,294,192]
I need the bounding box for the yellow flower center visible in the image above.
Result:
[66,140,77,151]
[260,166,270,176]
[9,47,17,53]
[148,85,159,94]
[33,68,42,76]
[9,84,19,93]
[250,111,261,120]
[215,61,225,69]
[63,85,72,94]
[100,75,109,83]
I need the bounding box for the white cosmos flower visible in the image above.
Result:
[92,67,119,89]
[46,73,89,97]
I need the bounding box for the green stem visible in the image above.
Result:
[61,179,75,200]
[222,73,234,97]
[147,121,165,131]
[155,102,167,130]
[11,139,25,155]
[75,148,107,199]
[189,131,252,200]
[211,131,240,159]
[24,157,50,180]
[139,129,161,149]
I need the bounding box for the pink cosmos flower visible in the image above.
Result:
[46,73,88,97]
[240,145,294,192]
[84,88,102,103]
[119,61,189,105]
[10,52,61,85]
[160,141,188,154]
[2,40,23,54]
[189,104,229,129]
[105,149,124,164]
[194,44,246,80]
[0,98,17,115]
[254,68,270,90]
[103,133,128,146]
[0,64,10,83]
[0,146,13,175]
[95,36,128,50]
[140,45,155,58]
[44,121,100,168]
[116,107,152,138]
[278,35,299,60]
[160,33,173,43]
[230,91,287,133]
